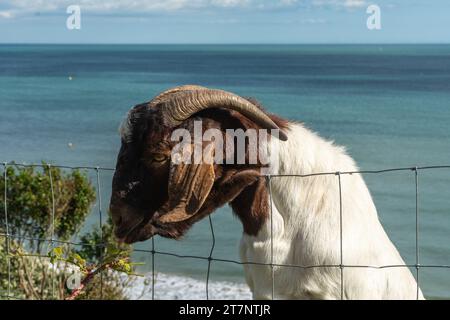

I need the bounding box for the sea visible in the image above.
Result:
[0,44,449,299]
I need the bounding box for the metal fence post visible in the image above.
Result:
[47,164,56,299]
[266,175,275,300]
[96,167,104,299]
[414,167,420,300]
[337,172,344,300]
[3,163,11,299]
[206,215,216,300]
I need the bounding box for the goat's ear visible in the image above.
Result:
[158,142,215,223]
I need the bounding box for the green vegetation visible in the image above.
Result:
[0,164,135,300]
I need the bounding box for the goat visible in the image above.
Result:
[109,85,424,299]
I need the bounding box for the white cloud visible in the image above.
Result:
[0,0,253,15]
[279,0,299,5]
[0,0,367,18]
[0,10,14,19]
[303,17,327,24]
[313,0,366,8]
[343,0,365,8]
[211,0,251,7]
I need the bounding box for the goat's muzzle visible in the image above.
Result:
[109,194,147,243]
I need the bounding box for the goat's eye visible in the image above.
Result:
[151,153,167,163]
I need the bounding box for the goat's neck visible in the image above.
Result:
[266,123,359,225]
[233,122,358,237]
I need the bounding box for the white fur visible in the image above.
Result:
[240,123,424,300]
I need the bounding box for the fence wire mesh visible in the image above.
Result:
[1,162,450,300]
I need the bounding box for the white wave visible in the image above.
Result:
[125,272,252,300]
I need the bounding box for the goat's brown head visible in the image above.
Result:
[110,85,288,244]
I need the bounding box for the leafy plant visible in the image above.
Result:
[47,246,142,300]
[0,163,137,300]
[0,164,95,252]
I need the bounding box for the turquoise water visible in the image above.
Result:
[0,44,449,298]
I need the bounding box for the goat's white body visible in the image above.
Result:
[240,123,424,300]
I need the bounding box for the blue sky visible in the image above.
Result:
[0,0,449,44]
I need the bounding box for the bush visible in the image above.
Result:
[0,164,132,300]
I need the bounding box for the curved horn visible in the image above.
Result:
[159,89,288,141]
[149,85,208,108]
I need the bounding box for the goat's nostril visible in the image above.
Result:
[119,190,127,199]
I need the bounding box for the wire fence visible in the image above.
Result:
[1,161,450,300]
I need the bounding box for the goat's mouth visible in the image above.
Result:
[113,208,169,244]
[111,203,152,243]
[112,200,203,244]
[114,218,147,243]
[115,210,194,244]
[119,219,158,244]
